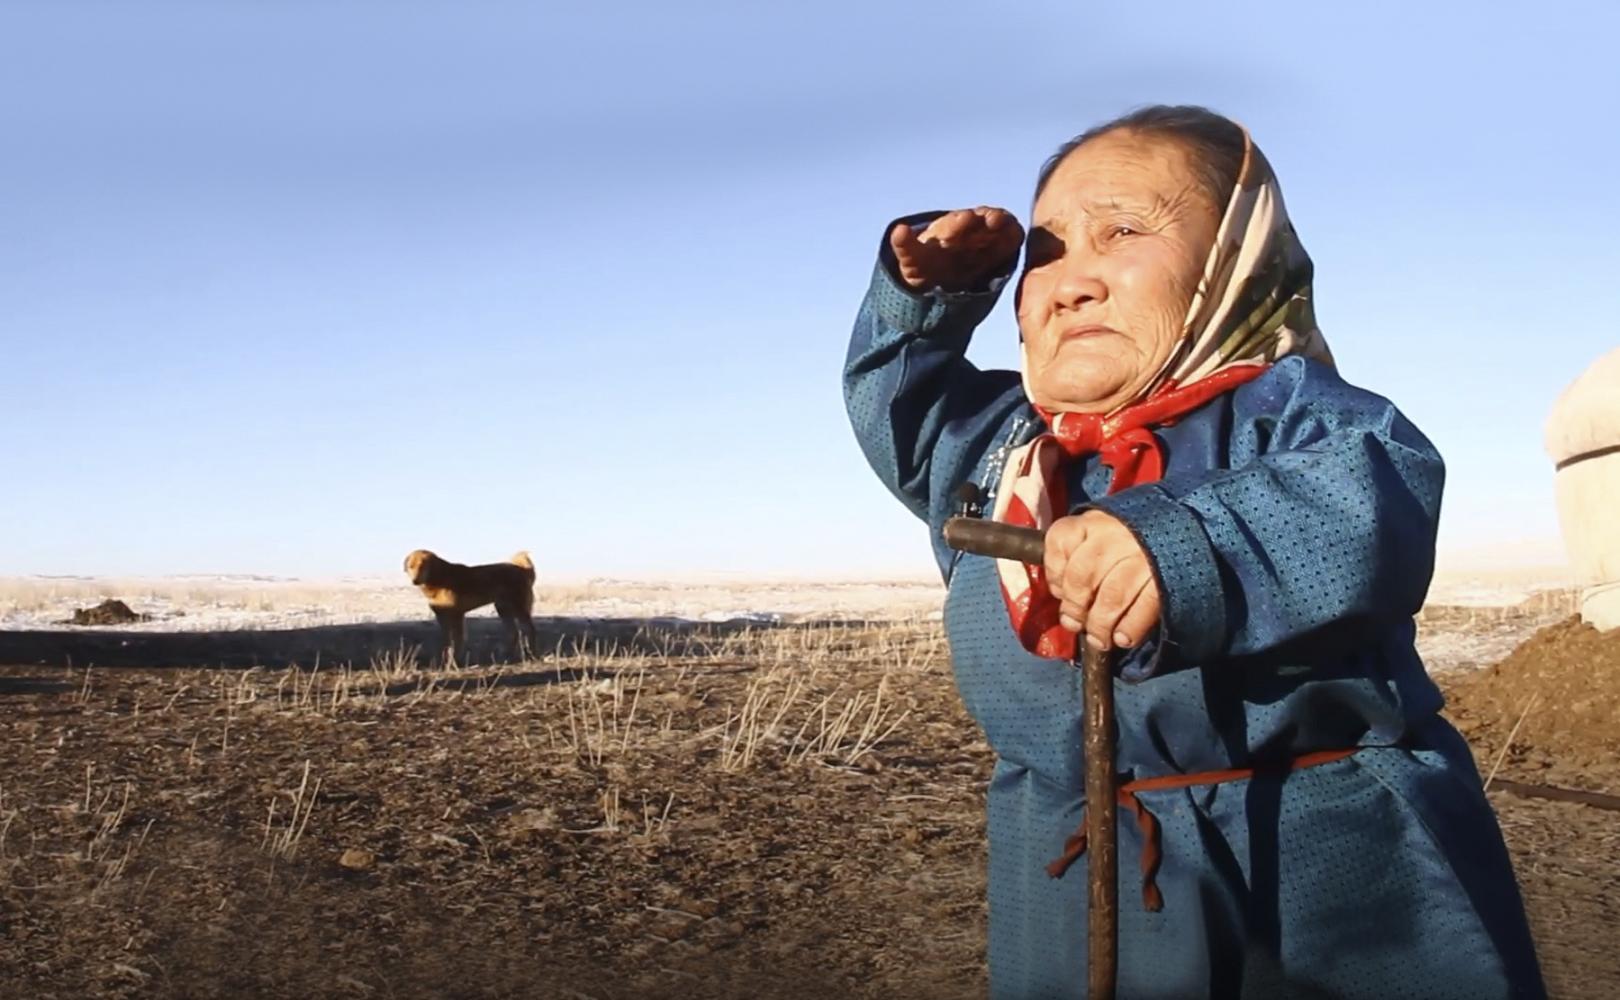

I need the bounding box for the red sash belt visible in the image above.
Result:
[1046,748,1360,911]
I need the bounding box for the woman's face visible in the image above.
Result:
[1017,130,1222,413]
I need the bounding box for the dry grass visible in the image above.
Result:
[0,566,1571,620]
[262,760,321,862]
[0,575,948,629]
[0,614,981,999]
[1414,587,1584,673]
[1416,587,1582,626]
[4,584,1615,998]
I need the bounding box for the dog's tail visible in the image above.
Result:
[510,551,536,576]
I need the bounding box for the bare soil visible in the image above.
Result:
[1440,614,1620,1000]
[1,613,1616,999]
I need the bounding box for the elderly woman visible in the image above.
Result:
[843,106,1546,999]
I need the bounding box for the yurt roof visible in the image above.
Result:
[1545,346,1620,465]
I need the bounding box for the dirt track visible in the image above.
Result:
[1,616,1615,999]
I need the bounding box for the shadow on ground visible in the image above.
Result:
[0,615,795,670]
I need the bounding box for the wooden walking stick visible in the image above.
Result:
[943,484,1119,1000]
[1079,637,1118,1000]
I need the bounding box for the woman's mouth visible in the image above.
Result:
[1058,324,1118,343]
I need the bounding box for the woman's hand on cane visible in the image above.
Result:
[1045,511,1163,652]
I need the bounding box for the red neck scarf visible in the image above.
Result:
[990,363,1268,660]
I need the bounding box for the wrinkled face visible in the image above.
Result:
[1017,130,1222,413]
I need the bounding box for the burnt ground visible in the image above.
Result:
[1,613,1616,999]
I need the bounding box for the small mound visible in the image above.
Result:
[59,599,151,626]
[1444,615,1620,789]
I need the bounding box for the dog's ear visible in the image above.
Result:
[404,549,434,581]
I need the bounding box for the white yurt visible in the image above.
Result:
[1545,345,1620,631]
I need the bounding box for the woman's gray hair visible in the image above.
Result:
[1035,105,1247,209]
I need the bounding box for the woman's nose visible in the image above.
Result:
[1052,256,1108,312]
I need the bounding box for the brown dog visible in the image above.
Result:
[403,549,539,667]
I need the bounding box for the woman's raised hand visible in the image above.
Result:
[889,207,1025,292]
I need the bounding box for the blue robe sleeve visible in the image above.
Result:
[1091,357,1444,676]
[843,212,1029,556]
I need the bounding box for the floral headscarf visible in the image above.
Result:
[995,123,1335,660]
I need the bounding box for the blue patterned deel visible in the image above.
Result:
[843,214,1546,1000]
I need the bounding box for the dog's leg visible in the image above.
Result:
[520,615,538,663]
[496,603,528,663]
[518,594,538,662]
[434,608,466,668]
[451,613,469,668]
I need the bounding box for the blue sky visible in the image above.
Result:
[3,1,1616,579]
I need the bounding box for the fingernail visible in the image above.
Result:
[1085,635,1107,653]
[1059,615,1082,632]
[1114,632,1132,648]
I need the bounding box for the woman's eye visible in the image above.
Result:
[1024,228,1063,267]
[1109,225,1138,239]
